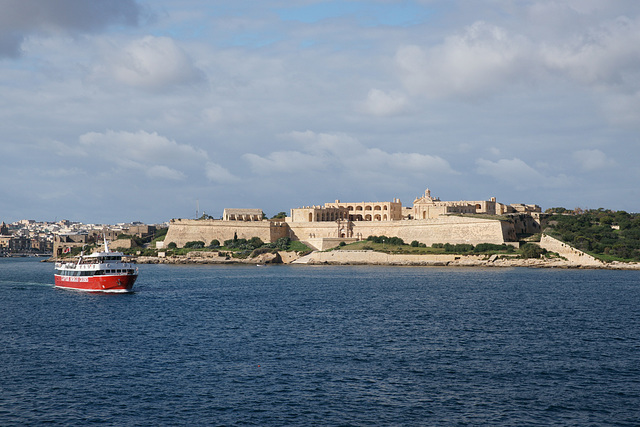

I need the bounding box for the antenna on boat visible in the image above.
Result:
[76,244,87,266]
[103,229,109,252]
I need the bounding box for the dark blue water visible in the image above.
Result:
[1,258,639,426]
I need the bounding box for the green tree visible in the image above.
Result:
[248,237,264,249]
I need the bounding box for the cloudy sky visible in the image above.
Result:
[1,0,639,224]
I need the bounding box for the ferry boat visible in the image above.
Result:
[54,238,138,293]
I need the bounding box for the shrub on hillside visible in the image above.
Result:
[521,243,547,259]
[184,241,205,249]
[474,243,513,253]
[443,243,474,253]
[366,235,405,246]
[224,236,265,251]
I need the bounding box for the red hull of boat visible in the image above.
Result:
[54,274,137,293]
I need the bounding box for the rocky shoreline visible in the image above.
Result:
[126,249,640,270]
[292,250,640,270]
[134,250,285,265]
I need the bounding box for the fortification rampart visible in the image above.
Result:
[164,219,288,248]
[287,216,512,246]
[539,234,604,266]
[166,215,514,249]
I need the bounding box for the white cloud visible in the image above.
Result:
[76,129,239,183]
[205,162,239,183]
[146,165,186,181]
[92,36,205,90]
[361,88,407,116]
[476,157,570,189]
[79,130,206,166]
[540,16,640,87]
[246,131,457,177]
[573,149,616,171]
[365,149,455,174]
[396,21,535,99]
[396,13,640,102]
[243,151,326,174]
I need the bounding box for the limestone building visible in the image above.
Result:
[223,209,264,221]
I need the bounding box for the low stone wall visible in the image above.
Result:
[305,238,358,251]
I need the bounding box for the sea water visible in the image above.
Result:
[1,257,639,426]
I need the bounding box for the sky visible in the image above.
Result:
[1,0,639,224]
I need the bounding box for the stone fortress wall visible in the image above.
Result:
[164,218,288,248]
[285,216,514,246]
[163,188,542,250]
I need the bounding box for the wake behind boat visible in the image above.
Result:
[54,237,138,293]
